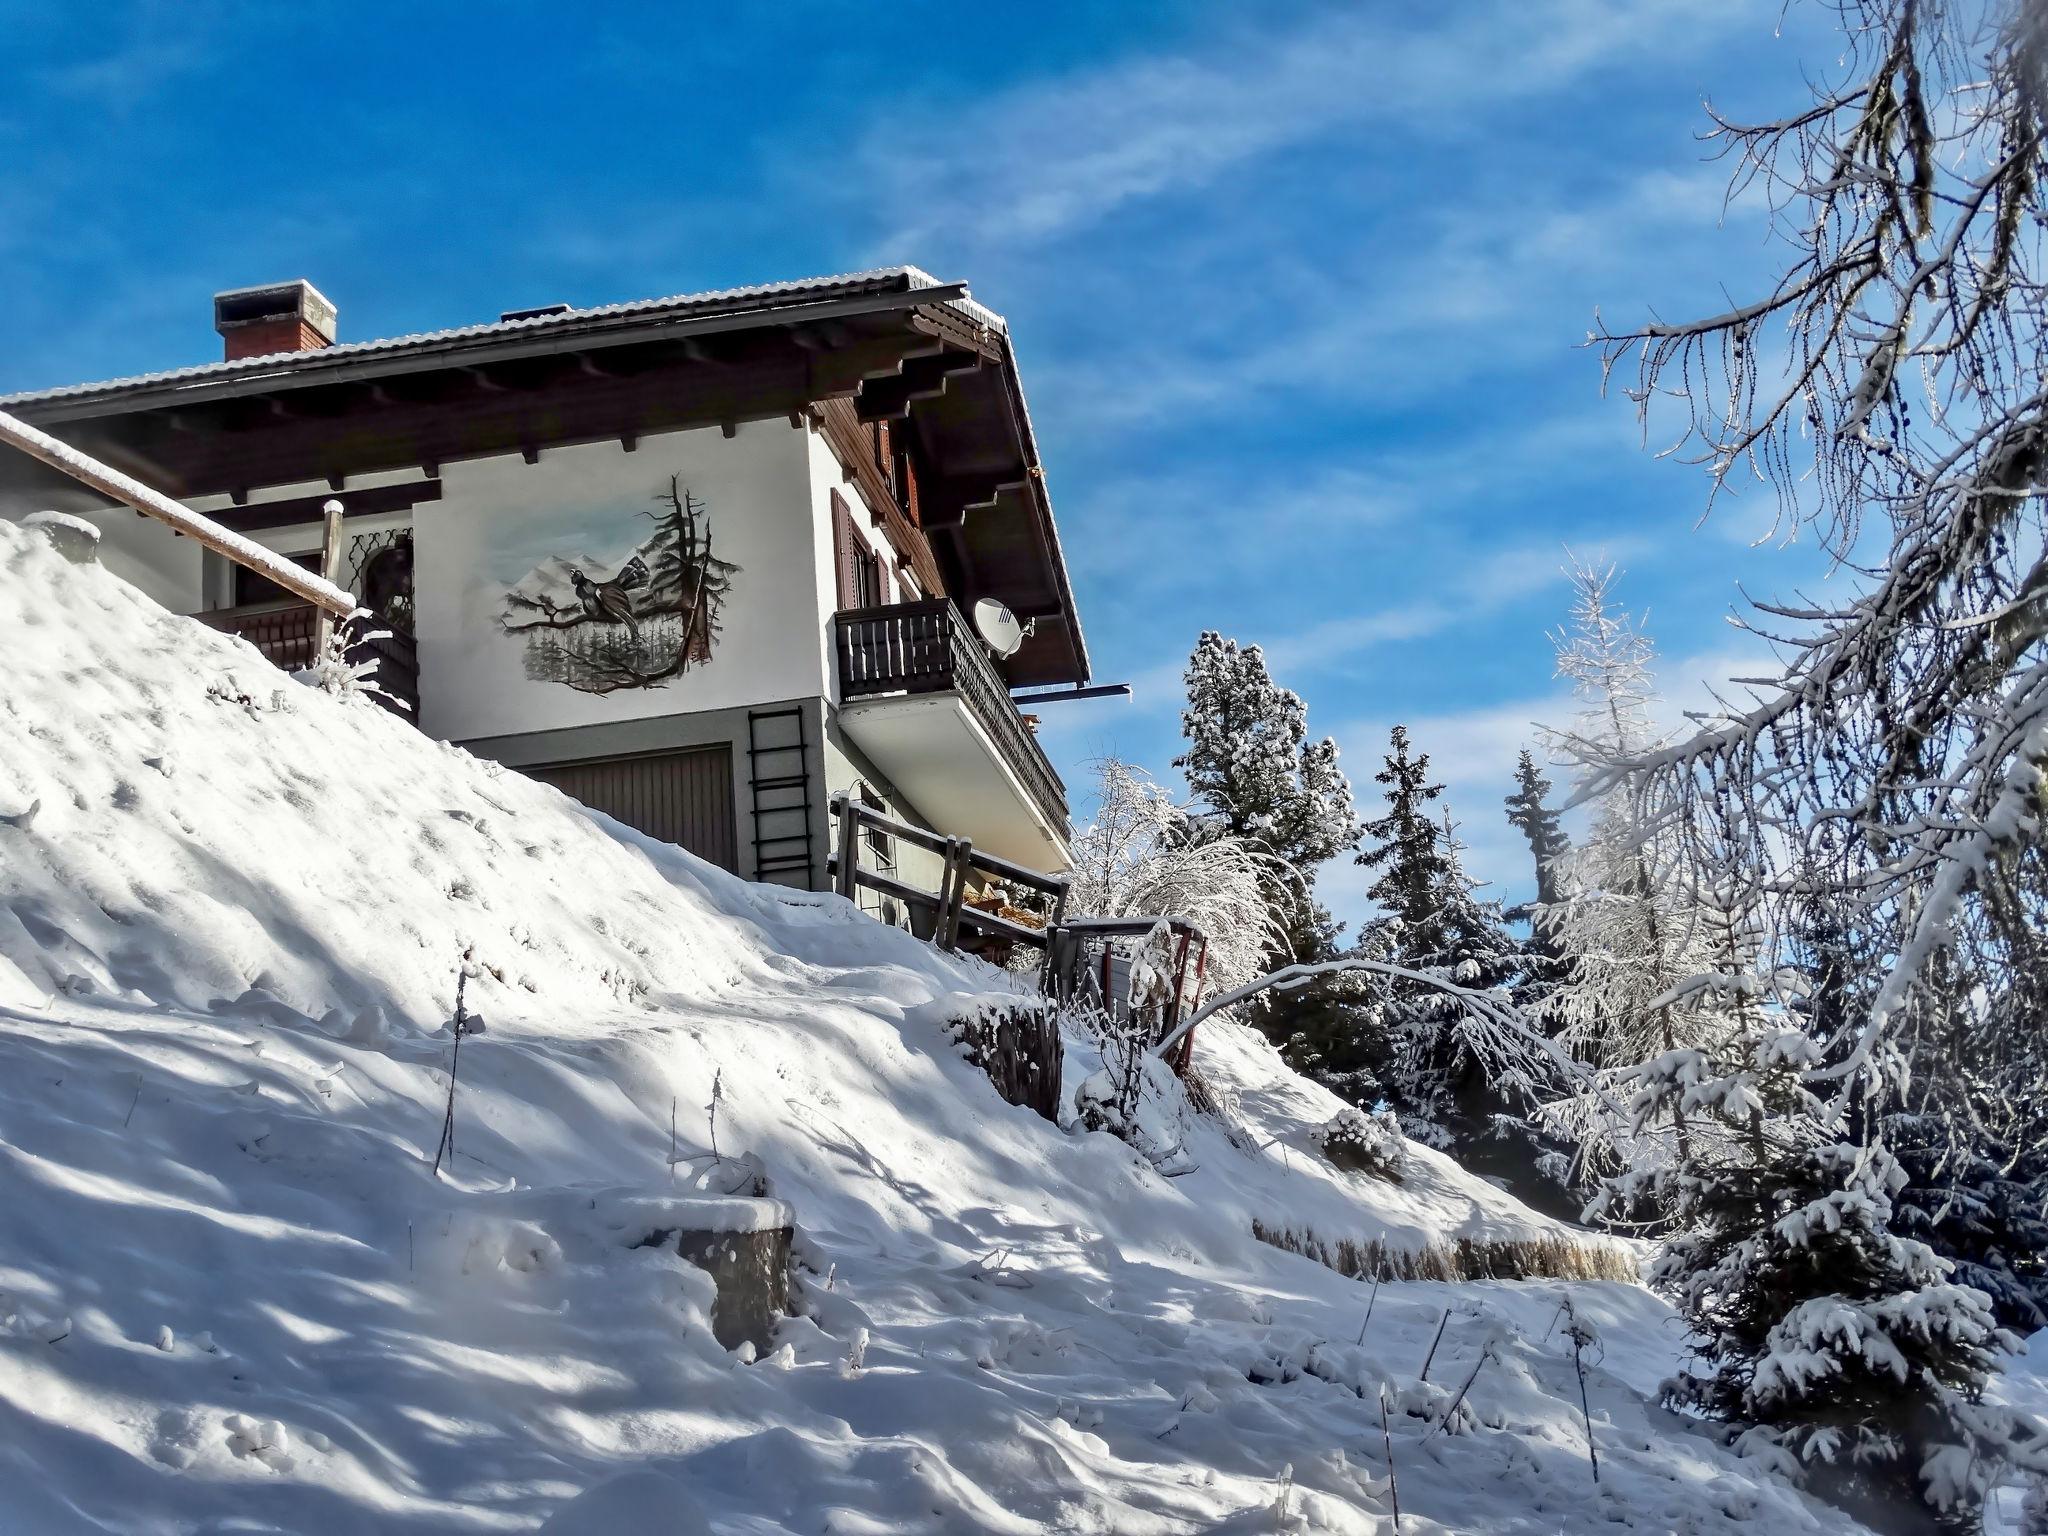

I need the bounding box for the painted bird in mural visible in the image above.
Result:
[570,555,650,639]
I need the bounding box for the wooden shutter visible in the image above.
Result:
[831,489,859,611]
[898,443,921,528]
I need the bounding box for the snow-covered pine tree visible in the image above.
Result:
[1618,1028,2043,1533]
[1503,748,1569,926]
[1351,728,1563,1198]
[1537,563,1752,1184]
[1176,632,1366,1079]
[1501,748,1572,1081]
[1176,632,1361,877]
[1787,815,2048,1333]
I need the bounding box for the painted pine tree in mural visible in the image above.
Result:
[500,475,740,695]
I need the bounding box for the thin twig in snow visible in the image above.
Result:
[1418,1307,1451,1382]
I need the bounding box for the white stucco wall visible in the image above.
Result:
[415,421,830,744]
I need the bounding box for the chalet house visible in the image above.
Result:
[0,270,1086,908]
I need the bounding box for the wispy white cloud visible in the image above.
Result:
[863,0,1755,256]
[1098,530,1652,723]
[1027,161,1751,431]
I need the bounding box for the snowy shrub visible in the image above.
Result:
[295,611,410,712]
[1067,758,1294,1001]
[1309,1107,1407,1184]
[1622,1031,2048,1532]
[2023,1476,2048,1536]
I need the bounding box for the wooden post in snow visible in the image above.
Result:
[833,794,858,899]
[937,836,970,952]
[0,408,355,617]
[312,498,346,659]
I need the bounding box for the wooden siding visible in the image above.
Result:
[528,746,739,873]
[816,397,946,598]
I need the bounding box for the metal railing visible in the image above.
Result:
[833,598,1068,836]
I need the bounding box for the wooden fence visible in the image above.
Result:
[828,793,1213,1070]
[827,792,1069,956]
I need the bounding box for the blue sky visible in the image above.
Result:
[0,1,1856,929]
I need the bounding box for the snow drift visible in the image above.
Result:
[0,516,1871,1533]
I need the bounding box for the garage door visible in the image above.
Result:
[527,746,739,874]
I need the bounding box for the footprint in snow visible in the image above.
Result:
[148,1407,205,1469]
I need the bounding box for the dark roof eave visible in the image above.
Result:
[993,332,1088,684]
[4,277,970,423]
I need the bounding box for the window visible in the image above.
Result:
[854,540,886,608]
[233,549,321,607]
[832,489,889,610]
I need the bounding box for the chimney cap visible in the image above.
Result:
[213,279,337,344]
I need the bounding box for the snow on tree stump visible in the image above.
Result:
[637,1197,793,1353]
[937,996,1063,1121]
[22,511,101,565]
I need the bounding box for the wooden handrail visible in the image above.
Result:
[0,407,355,617]
[827,793,1067,957]
[829,794,1069,897]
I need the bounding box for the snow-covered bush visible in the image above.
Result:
[1617,1029,2048,1531]
[2024,1476,2048,1536]
[1310,1107,1406,1184]
[1067,758,1293,1000]
[294,611,410,711]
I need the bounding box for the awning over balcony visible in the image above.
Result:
[834,600,1070,872]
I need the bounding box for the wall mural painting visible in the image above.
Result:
[498,477,740,695]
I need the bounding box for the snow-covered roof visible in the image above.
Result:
[0,266,999,410]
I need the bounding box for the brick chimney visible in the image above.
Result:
[212,280,338,361]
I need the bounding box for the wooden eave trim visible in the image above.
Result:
[208,478,442,532]
[16,285,972,425]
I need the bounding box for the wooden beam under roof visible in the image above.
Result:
[76,328,951,499]
[920,469,1027,529]
[854,348,984,422]
[209,478,443,532]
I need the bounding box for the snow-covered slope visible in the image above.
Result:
[0,516,1868,1534]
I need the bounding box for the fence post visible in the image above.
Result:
[312,498,345,659]
[937,837,970,951]
[833,794,858,899]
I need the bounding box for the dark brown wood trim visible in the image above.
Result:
[817,398,944,599]
[210,478,443,533]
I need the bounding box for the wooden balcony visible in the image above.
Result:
[194,600,420,720]
[833,599,1069,863]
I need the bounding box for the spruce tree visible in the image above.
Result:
[1794,872,2048,1335]
[1176,632,1360,873]
[1502,749,1568,938]
[1176,632,1366,1078]
[1354,729,1540,1167]
[1620,1029,2033,1534]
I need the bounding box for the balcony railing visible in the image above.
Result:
[194,601,420,720]
[834,598,1068,837]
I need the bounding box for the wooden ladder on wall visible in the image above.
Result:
[747,705,816,889]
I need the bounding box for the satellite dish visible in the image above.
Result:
[972,598,1028,659]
